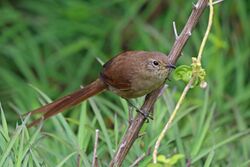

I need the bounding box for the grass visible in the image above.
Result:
[0,0,250,166]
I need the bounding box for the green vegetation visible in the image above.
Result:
[0,0,249,166]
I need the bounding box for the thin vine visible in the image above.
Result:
[153,0,214,164]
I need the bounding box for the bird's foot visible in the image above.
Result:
[136,108,153,122]
[126,99,153,122]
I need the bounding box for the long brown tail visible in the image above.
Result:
[27,79,107,127]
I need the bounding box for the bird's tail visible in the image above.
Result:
[26,78,107,127]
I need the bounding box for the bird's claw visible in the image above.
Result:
[136,109,153,122]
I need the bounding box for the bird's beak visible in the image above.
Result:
[166,64,176,69]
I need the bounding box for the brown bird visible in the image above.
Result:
[26,51,175,127]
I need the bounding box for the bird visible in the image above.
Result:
[26,51,175,127]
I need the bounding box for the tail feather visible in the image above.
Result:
[27,79,107,127]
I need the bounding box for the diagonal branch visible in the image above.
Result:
[110,0,210,166]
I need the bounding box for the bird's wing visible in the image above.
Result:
[100,53,134,90]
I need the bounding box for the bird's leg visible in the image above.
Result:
[126,99,153,122]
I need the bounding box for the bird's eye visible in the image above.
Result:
[153,61,159,66]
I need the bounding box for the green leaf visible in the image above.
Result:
[0,115,30,166]
[147,163,163,167]
[0,103,9,141]
[153,154,185,167]
[167,154,185,165]
[173,65,192,82]
[157,155,170,164]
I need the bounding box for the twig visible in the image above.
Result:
[173,21,179,39]
[92,129,99,167]
[153,77,195,163]
[198,0,214,62]
[158,84,168,98]
[129,148,151,167]
[109,0,211,166]
[210,0,223,6]
[129,153,146,167]
[77,154,80,167]
[172,22,184,56]
[153,0,214,163]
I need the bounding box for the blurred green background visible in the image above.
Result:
[0,0,249,166]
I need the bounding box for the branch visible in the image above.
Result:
[129,148,151,167]
[110,0,209,166]
[153,0,214,162]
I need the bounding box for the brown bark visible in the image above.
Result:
[110,0,210,166]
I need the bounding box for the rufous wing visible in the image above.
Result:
[100,52,135,90]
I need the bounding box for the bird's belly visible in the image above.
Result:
[108,78,163,99]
